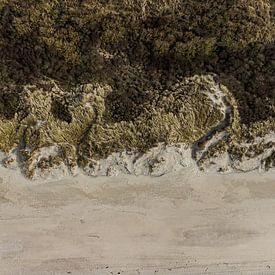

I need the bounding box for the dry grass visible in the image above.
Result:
[0,0,273,163]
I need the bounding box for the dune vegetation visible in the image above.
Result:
[0,0,274,177]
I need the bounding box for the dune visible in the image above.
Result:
[0,0,274,273]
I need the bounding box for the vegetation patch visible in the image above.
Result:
[0,0,274,177]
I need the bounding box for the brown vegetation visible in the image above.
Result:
[0,0,274,177]
[0,0,274,126]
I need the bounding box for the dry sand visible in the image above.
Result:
[0,167,275,274]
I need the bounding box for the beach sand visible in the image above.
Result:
[0,168,275,274]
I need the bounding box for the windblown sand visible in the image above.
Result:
[0,167,275,274]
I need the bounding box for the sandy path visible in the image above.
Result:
[0,169,275,274]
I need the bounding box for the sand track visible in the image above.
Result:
[191,82,233,166]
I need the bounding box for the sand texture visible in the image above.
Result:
[0,169,275,274]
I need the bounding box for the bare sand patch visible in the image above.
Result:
[0,168,275,274]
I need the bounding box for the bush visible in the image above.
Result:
[0,0,274,125]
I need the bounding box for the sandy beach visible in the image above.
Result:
[0,0,274,274]
[0,167,275,274]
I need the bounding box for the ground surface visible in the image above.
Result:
[0,169,275,274]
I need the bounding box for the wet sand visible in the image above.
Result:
[0,168,275,274]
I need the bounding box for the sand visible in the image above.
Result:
[0,167,275,274]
